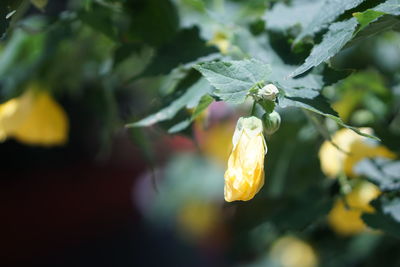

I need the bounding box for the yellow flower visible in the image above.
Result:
[0,88,69,146]
[319,128,395,178]
[196,120,235,164]
[0,90,34,141]
[208,31,230,54]
[224,116,266,202]
[270,236,318,267]
[328,181,380,236]
[31,0,49,10]
[177,200,218,239]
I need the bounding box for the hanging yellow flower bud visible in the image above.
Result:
[224,116,267,202]
[0,87,69,146]
[319,128,395,178]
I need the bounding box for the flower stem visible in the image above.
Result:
[250,101,257,116]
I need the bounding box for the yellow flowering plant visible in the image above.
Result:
[4,0,400,265]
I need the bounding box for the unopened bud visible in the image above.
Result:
[258,84,279,101]
[262,111,281,135]
[224,116,267,202]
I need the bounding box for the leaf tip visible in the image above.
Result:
[125,122,137,128]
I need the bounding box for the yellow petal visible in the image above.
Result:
[319,128,396,178]
[199,121,235,164]
[224,117,266,202]
[318,140,344,178]
[177,200,218,239]
[11,91,69,146]
[0,90,35,135]
[328,181,380,236]
[0,89,69,146]
[332,90,364,122]
[208,32,230,54]
[270,236,318,267]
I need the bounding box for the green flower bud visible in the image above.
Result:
[262,111,281,135]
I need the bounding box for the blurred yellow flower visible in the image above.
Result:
[224,117,266,202]
[208,31,230,54]
[197,120,235,164]
[0,90,33,140]
[0,88,69,146]
[177,200,218,239]
[270,236,318,267]
[332,90,363,122]
[328,181,380,236]
[319,128,395,178]
[31,0,49,10]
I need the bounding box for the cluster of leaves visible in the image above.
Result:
[122,0,400,254]
[2,0,400,265]
[129,0,398,139]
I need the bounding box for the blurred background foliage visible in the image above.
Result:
[1,0,400,266]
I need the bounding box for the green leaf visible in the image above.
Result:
[291,18,358,77]
[125,0,179,46]
[179,0,206,12]
[362,196,400,238]
[233,30,351,89]
[353,10,386,30]
[292,0,400,77]
[0,0,23,39]
[168,94,214,133]
[232,28,284,65]
[346,0,400,47]
[78,3,118,40]
[264,1,322,33]
[374,0,400,15]
[113,43,145,66]
[295,0,366,42]
[0,24,46,99]
[279,88,380,140]
[194,59,271,104]
[167,119,192,134]
[348,15,400,48]
[175,0,213,40]
[127,78,213,127]
[355,158,400,192]
[270,65,324,91]
[191,94,214,118]
[140,27,219,77]
[280,88,338,116]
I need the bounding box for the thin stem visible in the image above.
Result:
[250,101,257,116]
[338,171,352,209]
